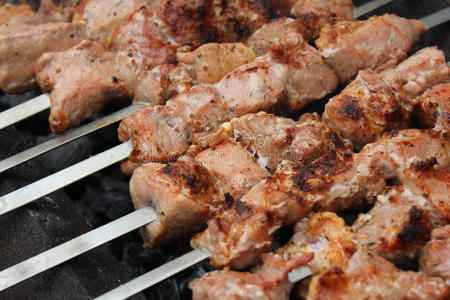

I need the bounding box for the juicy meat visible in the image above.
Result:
[190,253,314,300]
[120,37,337,164]
[0,4,34,24]
[177,43,256,84]
[416,83,450,130]
[419,225,450,282]
[0,22,85,93]
[324,47,449,148]
[290,0,354,38]
[193,128,450,269]
[133,64,194,105]
[316,14,426,83]
[0,0,73,25]
[73,0,149,41]
[323,70,407,148]
[195,140,270,199]
[130,146,223,247]
[307,249,449,300]
[353,187,446,264]
[280,212,355,274]
[130,139,269,247]
[108,7,177,71]
[231,112,340,171]
[36,40,135,133]
[383,46,450,111]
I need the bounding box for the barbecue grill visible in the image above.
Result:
[0,0,449,299]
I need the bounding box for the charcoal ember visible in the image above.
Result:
[0,126,144,300]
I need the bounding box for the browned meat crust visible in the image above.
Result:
[316,14,426,83]
[416,83,450,131]
[419,225,450,282]
[190,253,314,300]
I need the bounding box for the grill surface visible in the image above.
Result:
[0,0,449,299]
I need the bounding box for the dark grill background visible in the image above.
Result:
[0,1,449,299]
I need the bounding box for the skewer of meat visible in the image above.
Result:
[129,112,342,247]
[191,159,450,299]
[129,44,447,251]
[192,127,450,269]
[119,13,425,168]
[34,0,356,133]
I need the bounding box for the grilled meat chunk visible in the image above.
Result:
[177,43,256,84]
[193,128,450,269]
[130,146,223,247]
[316,14,426,83]
[120,37,337,163]
[133,64,194,105]
[0,22,85,93]
[324,47,449,148]
[0,3,34,24]
[73,0,149,41]
[419,225,450,282]
[36,40,135,133]
[307,249,450,300]
[231,112,340,172]
[416,83,450,130]
[353,187,446,264]
[290,0,353,38]
[190,253,313,300]
[195,140,270,199]
[280,212,355,275]
[131,140,269,247]
[0,0,73,25]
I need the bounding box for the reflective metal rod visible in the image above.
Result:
[96,249,312,300]
[353,0,395,18]
[0,206,157,292]
[0,142,131,215]
[0,93,50,130]
[96,249,212,300]
[421,6,450,29]
[0,102,146,174]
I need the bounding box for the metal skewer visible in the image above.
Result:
[353,0,395,18]
[0,102,146,174]
[96,248,312,300]
[0,142,131,215]
[0,206,157,291]
[0,0,396,132]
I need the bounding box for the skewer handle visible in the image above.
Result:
[420,6,450,29]
[353,0,395,18]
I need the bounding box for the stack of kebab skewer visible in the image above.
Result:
[1,0,354,133]
[114,3,450,299]
[1,0,449,299]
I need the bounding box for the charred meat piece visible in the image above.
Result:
[195,140,270,199]
[316,14,426,83]
[383,47,450,111]
[73,0,149,41]
[190,253,313,300]
[307,249,449,300]
[120,37,337,164]
[193,129,450,269]
[133,64,194,105]
[419,225,450,282]
[0,22,85,93]
[130,146,223,247]
[36,40,135,133]
[323,47,449,148]
[290,0,353,39]
[177,42,256,84]
[416,83,450,131]
[130,140,269,247]
[279,212,355,275]
[231,112,340,172]
[353,187,446,264]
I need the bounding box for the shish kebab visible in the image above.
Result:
[0,0,365,174]
[0,12,448,294]
[0,9,442,213]
[0,0,358,132]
